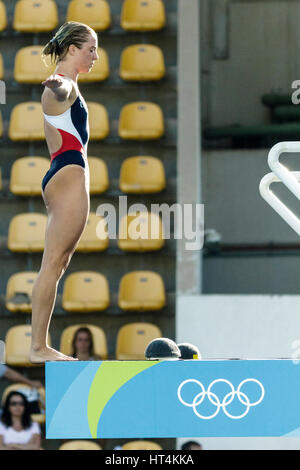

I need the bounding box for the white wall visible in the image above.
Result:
[176,295,300,359]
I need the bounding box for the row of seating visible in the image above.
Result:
[5,270,166,313]
[0,101,165,141]
[0,0,166,33]
[0,45,166,83]
[0,156,166,195]
[58,440,163,450]
[4,322,163,366]
[7,211,165,252]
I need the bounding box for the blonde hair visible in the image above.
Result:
[41,21,95,65]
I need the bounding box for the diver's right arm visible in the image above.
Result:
[42,74,73,102]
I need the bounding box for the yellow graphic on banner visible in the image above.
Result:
[87,361,157,438]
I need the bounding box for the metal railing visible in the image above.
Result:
[259,142,300,236]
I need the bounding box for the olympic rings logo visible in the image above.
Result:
[177,378,265,420]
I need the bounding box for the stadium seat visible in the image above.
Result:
[59,441,102,450]
[6,271,38,313]
[118,271,166,311]
[116,322,162,360]
[120,0,166,31]
[1,384,45,424]
[120,44,165,81]
[66,0,111,31]
[0,1,7,31]
[75,212,109,252]
[10,157,50,196]
[9,102,44,141]
[0,53,4,80]
[13,0,59,32]
[0,167,2,192]
[87,102,110,140]
[5,325,51,366]
[119,156,166,193]
[14,46,55,84]
[62,271,110,312]
[118,211,164,252]
[88,157,109,194]
[122,440,162,450]
[60,324,108,359]
[78,47,109,82]
[8,213,47,252]
[118,102,164,140]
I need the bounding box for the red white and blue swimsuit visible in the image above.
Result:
[42,73,89,192]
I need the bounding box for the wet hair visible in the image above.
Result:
[71,327,95,358]
[1,391,32,430]
[181,440,202,451]
[41,21,95,65]
[177,342,201,360]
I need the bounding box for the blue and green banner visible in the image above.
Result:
[46,359,300,438]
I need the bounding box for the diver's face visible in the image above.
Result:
[77,33,99,73]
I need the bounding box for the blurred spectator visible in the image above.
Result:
[71,327,101,361]
[177,343,201,360]
[145,337,181,360]
[181,440,202,450]
[0,364,42,389]
[0,391,41,450]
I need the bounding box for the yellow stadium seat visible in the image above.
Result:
[9,102,44,141]
[0,1,7,31]
[8,213,47,252]
[87,102,109,140]
[119,156,165,193]
[59,441,102,450]
[76,212,109,252]
[6,271,38,313]
[0,53,3,80]
[79,47,109,82]
[120,0,166,31]
[1,384,46,424]
[118,102,164,140]
[116,322,162,360]
[5,325,51,367]
[10,157,50,196]
[14,46,55,84]
[13,0,59,32]
[120,44,165,81]
[88,157,109,194]
[118,211,164,252]
[62,271,110,312]
[118,271,166,311]
[122,440,162,450]
[67,0,111,31]
[60,324,108,359]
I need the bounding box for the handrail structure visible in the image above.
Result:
[259,142,300,236]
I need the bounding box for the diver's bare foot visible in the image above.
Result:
[30,346,78,363]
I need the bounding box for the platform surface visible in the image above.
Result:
[46,359,300,439]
